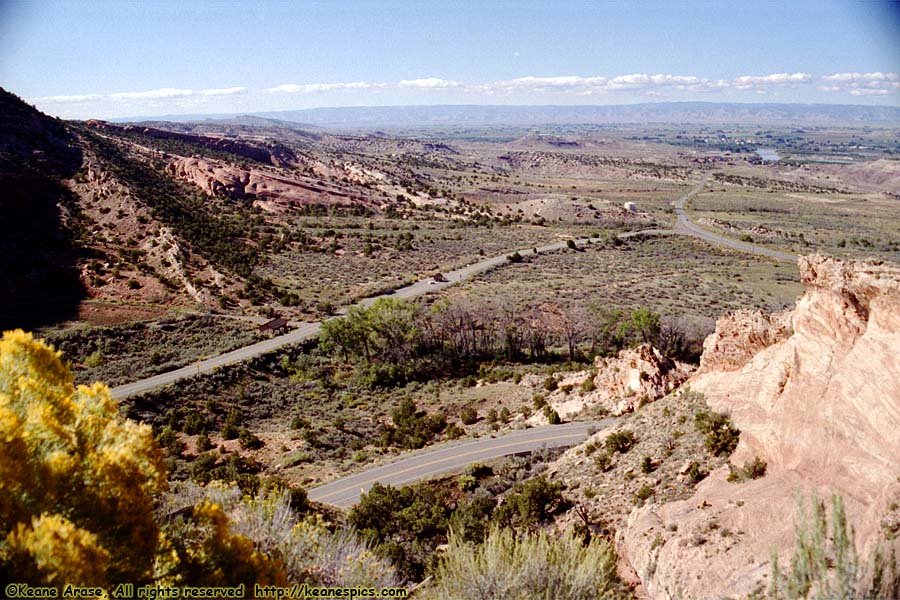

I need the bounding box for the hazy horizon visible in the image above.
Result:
[2,0,898,120]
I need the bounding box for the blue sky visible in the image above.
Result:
[2,0,898,119]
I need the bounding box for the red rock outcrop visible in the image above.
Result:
[165,157,366,211]
[620,254,900,598]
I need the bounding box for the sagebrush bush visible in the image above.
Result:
[765,494,900,599]
[425,527,632,599]
[160,482,398,589]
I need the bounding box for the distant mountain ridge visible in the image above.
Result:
[114,102,900,128]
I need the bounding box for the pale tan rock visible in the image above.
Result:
[620,254,900,598]
[523,344,693,423]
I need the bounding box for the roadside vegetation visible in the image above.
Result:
[40,314,263,386]
[761,494,900,599]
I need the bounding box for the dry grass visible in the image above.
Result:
[688,187,900,259]
[440,235,803,320]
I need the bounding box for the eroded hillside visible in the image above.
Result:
[611,254,900,598]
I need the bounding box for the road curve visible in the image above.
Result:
[110,233,620,398]
[673,175,797,263]
[110,174,796,399]
[307,420,612,508]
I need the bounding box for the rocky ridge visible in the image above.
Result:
[164,156,371,212]
[618,254,900,598]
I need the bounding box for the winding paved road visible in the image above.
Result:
[307,420,612,508]
[110,173,796,400]
[673,175,797,262]
[110,233,626,398]
[106,173,803,507]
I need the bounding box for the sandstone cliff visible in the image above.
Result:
[620,254,900,598]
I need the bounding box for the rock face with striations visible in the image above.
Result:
[165,157,366,211]
[619,254,900,599]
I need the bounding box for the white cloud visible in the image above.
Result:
[266,82,375,93]
[850,88,891,96]
[503,75,609,89]
[732,73,812,89]
[818,72,899,94]
[199,86,247,96]
[490,73,766,95]
[822,72,898,83]
[109,87,194,100]
[30,69,900,118]
[31,93,103,104]
[399,77,460,89]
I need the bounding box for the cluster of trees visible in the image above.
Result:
[319,297,707,387]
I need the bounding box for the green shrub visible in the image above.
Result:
[182,409,205,436]
[595,451,613,472]
[457,474,477,492]
[544,406,562,425]
[238,428,264,450]
[460,406,478,425]
[605,430,637,454]
[221,408,241,441]
[426,527,631,600]
[641,455,656,474]
[290,415,311,430]
[445,423,464,440]
[83,349,104,368]
[448,489,496,545]
[728,456,768,482]
[196,432,213,453]
[493,476,566,531]
[694,409,740,457]
[380,398,446,450]
[634,484,654,504]
[686,461,707,484]
[543,376,558,392]
[349,483,452,581]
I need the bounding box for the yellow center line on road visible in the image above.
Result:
[313,431,588,501]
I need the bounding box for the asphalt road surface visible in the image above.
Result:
[110,233,617,398]
[673,175,798,263]
[110,173,796,399]
[307,420,612,508]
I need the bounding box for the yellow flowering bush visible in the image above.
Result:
[0,330,166,585]
[163,500,286,587]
